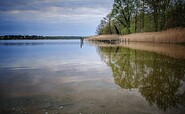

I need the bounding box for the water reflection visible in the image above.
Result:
[91,42,185,60]
[97,46,185,111]
[1,40,185,113]
[0,40,84,48]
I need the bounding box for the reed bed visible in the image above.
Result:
[86,34,119,41]
[87,28,185,43]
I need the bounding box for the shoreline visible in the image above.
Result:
[86,28,185,44]
[0,36,84,40]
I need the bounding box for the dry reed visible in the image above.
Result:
[87,28,185,43]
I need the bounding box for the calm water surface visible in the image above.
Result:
[0,40,185,114]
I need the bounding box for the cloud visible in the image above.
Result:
[2,6,109,23]
[0,0,114,35]
[0,0,113,21]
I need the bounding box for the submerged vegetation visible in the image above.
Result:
[97,0,185,35]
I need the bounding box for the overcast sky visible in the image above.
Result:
[0,0,113,36]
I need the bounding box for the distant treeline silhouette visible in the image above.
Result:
[0,35,84,40]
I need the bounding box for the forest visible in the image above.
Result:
[96,0,185,35]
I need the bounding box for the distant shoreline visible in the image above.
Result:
[86,28,185,44]
[0,35,84,40]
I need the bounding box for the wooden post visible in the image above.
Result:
[80,37,84,48]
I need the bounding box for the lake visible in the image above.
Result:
[0,40,185,114]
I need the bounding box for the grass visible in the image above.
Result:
[87,28,185,44]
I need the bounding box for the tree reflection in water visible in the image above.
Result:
[97,46,185,111]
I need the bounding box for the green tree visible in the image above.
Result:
[96,0,185,35]
[165,0,185,28]
[111,0,136,34]
[145,0,161,32]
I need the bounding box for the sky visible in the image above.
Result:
[0,0,113,36]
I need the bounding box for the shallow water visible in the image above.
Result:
[0,40,185,114]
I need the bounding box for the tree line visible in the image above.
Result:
[96,0,185,35]
[0,35,83,40]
